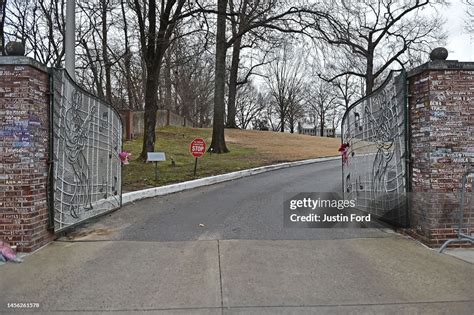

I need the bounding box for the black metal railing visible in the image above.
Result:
[439,170,474,252]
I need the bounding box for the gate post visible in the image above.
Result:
[406,54,474,247]
[0,57,55,252]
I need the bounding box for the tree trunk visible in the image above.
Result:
[164,53,172,110]
[140,69,160,158]
[289,111,295,133]
[209,0,229,153]
[121,0,135,110]
[226,0,248,128]
[124,51,135,109]
[280,113,285,132]
[365,50,374,95]
[365,73,374,96]
[101,0,112,103]
[0,0,6,56]
[320,113,324,137]
[225,36,242,128]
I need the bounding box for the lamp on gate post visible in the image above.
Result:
[65,0,76,80]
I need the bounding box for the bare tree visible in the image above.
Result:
[312,46,363,109]
[5,0,66,66]
[163,20,214,125]
[77,0,137,107]
[465,0,474,34]
[326,103,344,133]
[224,0,326,129]
[265,46,304,133]
[225,0,278,128]
[262,98,282,132]
[225,0,250,129]
[235,83,266,129]
[173,39,215,126]
[120,0,135,110]
[209,0,329,150]
[5,0,212,120]
[305,79,340,137]
[130,0,196,159]
[100,0,113,103]
[286,100,305,133]
[313,0,446,94]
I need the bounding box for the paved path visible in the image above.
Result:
[63,160,390,242]
[1,160,473,314]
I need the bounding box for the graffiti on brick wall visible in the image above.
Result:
[52,69,122,231]
[342,70,408,226]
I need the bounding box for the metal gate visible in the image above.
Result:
[51,69,122,232]
[341,70,408,226]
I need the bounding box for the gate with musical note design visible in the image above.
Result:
[341,70,408,226]
[51,69,122,232]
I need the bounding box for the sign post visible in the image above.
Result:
[190,138,206,176]
[147,152,166,181]
[193,157,199,177]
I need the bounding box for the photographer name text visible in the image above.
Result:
[289,213,371,223]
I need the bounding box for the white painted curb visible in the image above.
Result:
[122,156,341,205]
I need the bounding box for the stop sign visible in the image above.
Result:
[190,138,206,158]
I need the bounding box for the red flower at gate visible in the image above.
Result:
[338,143,350,165]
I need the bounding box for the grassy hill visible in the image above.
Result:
[122,126,340,192]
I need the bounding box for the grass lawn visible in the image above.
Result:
[122,126,341,192]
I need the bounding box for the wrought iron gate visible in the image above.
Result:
[51,69,122,232]
[341,70,408,226]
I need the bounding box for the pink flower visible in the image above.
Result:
[119,151,131,165]
[0,241,22,263]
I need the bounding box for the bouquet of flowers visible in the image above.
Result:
[0,241,22,263]
[119,151,132,165]
[338,143,350,165]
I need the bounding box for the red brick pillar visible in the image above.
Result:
[407,60,474,247]
[0,57,54,252]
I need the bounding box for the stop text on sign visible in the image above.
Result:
[190,138,206,158]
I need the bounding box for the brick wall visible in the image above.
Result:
[0,57,54,252]
[407,60,474,247]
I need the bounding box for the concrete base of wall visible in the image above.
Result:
[400,228,473,249]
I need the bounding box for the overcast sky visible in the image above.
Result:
[443,0,474,61]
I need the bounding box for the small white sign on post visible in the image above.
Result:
[147,152,166,162]
[147,152,166,181]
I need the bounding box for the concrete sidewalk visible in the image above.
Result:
[1,236,473,314]
[444,248,474,264]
